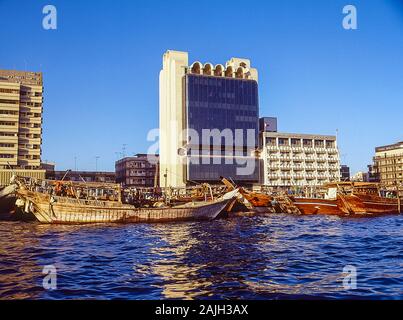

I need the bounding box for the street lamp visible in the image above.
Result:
[95,156,100,172]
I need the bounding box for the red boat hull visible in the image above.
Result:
[292,197,347,215]
[292,195,400,216]
[344,194,400,215]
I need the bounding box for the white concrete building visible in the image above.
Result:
[159,50,260,188]
[261,131,341,187]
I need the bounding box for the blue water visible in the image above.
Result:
[0,214,402,299]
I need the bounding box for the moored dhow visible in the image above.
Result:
[13,177,238,224]
[290,182,401,216]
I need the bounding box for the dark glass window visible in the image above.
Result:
[185,74,260,183]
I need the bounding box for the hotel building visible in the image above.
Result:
[260,124,340,187]
[159,50,260,188]
[373,141,403,196]
[0,70,45,185]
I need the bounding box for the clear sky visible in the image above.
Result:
[0,0,402,174]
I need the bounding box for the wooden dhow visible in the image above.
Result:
[290,182,401,216]
[220,177,401,216]
[13,177,238,224]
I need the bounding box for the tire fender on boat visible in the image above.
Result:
[15,198,25,208]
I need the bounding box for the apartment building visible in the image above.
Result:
[0,70,45,185]
[261,131,340,187]
[373,141,403,196]
[115,154,159,188]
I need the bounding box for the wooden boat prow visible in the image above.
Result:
[0,184,18,219]
[219,176,276,212]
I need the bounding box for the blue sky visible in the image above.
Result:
[0,0,402,174]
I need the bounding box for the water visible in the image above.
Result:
[0,213,402,300]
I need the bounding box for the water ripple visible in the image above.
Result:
[0,214,402,299]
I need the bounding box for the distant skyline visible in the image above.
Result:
[0,0,402,174]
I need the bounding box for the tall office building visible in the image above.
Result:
[159,50,260,188]
[0,70,45,185]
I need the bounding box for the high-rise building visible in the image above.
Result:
[159,50,260,188]
[115,154,159,188]
[373,141,403,195]
[261,131,340,187]
[0,70,45,185]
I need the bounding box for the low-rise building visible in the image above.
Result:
[48,170,116,183]
[340,164,350,181]
[41,161,55,178]
[261,131,340,187]
[351,171,369,182]
[115,154,159,188]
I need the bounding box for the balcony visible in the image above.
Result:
[18,148,41,156]
[278,145,291,151]
[19,127,41,134]
[266,145,278,151]
[19,116,42,124]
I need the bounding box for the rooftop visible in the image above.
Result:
[263,131,337,140]
[0,70,43,86]
[375,141,403,152]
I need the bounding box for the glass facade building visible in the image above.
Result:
[185,74,260,184]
